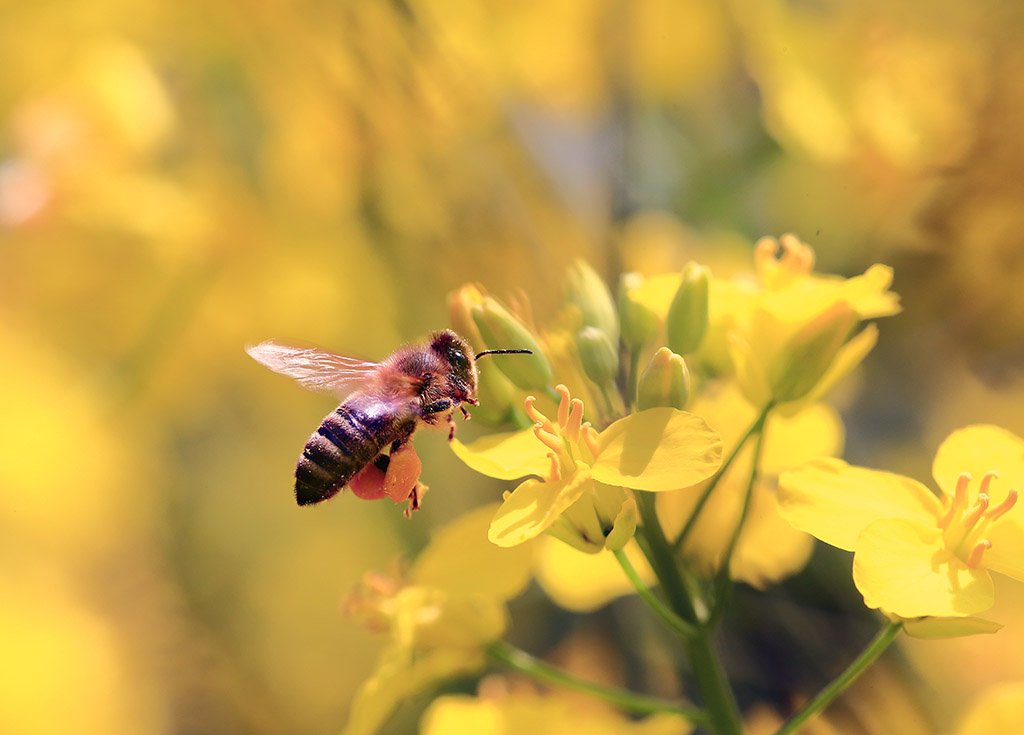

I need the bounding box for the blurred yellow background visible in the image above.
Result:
[2,0,1023,732]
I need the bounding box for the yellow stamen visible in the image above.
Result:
[967,539,992,568]
[524,396,553,432]
[546,452,561,482]
[940,473,972,529]
[986,489,1019,522]
[962,495,990,529]
[979,471,998,495]
[565,398,584,442]
[556,384,571,427]
[581,423,600,459]
[533,425,564,454]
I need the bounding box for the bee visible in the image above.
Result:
[246,330,529,514]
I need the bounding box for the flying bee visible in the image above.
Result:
[246,329,530,514]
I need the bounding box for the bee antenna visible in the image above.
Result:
[475,348,533,360]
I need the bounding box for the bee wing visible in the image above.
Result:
[245,340,380,394]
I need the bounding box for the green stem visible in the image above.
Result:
[708,414,769,625]
[774,621,903,735]
[487,640,706,724]
[613,548,696,639]
[636,493,744,735]
[624,346,642,411]
[673,404,772,552]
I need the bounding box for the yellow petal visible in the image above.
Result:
[488,469,593,547]
[839,264,902,319]
[901,616,1002,639]
[662,479,813,587]
[778,458,941,551]
[801,322,878,405]
[931,424,1024,501]
[592,408,722,491]
[535,538,654,613]
[853,518,995,618]
[411,503,534,602]
[985,517,1024,583]
[761,402,845,475]
[451,429,552,480]
[343,646,487,735]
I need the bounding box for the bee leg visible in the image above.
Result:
[382,440,423,506]
[460,405,472,420]
[421,398,455,417]
[447,413,459,442]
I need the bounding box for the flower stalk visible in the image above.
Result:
[774,620,903,735]
[487,640,707,724]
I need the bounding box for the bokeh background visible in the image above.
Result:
[3,1,1024,733]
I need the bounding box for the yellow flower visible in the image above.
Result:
[342,504,533,735]
[726,234,901,406]
[422,691,691,735]
[778,425,1024,618]
[453,385,722,551]
[657,383,840,587]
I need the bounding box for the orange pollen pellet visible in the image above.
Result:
[967,539,992,568]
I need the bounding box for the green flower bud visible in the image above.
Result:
[617,273,659,351]
[768,301,858,403]
[547,485,638,553]
[472,297,553,391]
[565,259,619,345]
[636,347,691,410]
[575,326,619,387]
[665,262,709,355]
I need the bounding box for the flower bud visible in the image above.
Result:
[547,484,638,553]
[617,273,659,351]
[636,347,691,410]
[472,297,553,391]
[565,259,619,345]
[768,301,858,403]
[665,262,709,355]
[448,284,487,346]
[575,326,618,387]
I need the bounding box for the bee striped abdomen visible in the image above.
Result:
[295,406,383,506]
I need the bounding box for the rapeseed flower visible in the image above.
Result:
[342,504,533,735]
[778,425,1023,618]
[453,385,722,552]
[725,234,901,407]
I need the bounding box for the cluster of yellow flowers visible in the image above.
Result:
[342,235,1023,734]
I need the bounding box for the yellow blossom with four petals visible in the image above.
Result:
[778,425,1023,618]
[453,385,722,552]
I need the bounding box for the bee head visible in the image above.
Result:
[429,329,478,403]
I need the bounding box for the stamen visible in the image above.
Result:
[967,539,992,568]
[524,396,553,432]
[938,473,975,529]
[986,489,1019,522]
[581,423,601,458]
[962,495,990,529]
[533,424,564,454]
[546,452,561,482]
[565,398,585,442]
[556,384,571,427]
[979,471,999,496]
